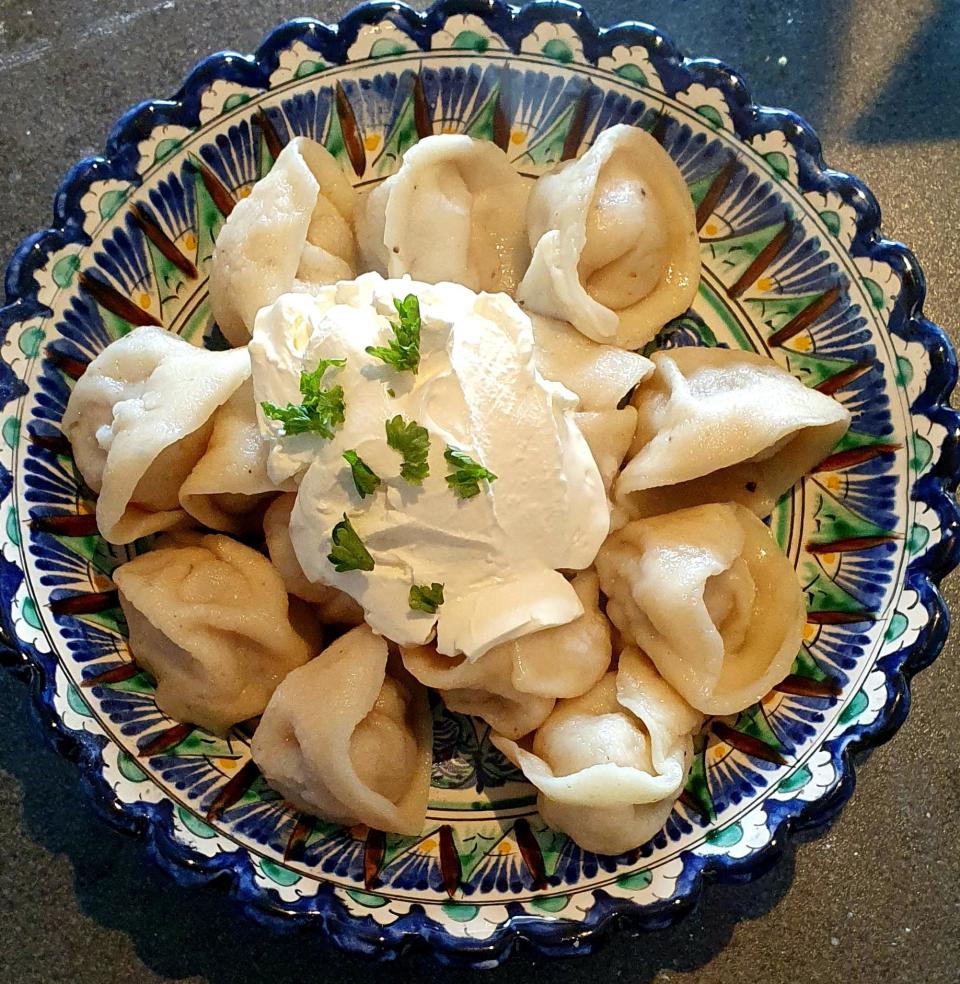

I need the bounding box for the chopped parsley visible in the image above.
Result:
[261,358,346,439]
[444,446,498,499]
[342,449,381,499]
[365,294,421,374]
[409,582,445,614]
[327,514,374,572]
[386,414,430,485]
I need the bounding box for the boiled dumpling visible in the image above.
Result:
[617,346,852,518]
[114,533,322,734]
[574,409,638,500]
[251,623,432,835]
[400,572,611,738]
[263,494,364,625]
[209,137,357,346]
[179,380,295,534]
[357,135,530,295]
[595,502,805,715]
[517,124,700,349]
[61,326,250,544]
[493,649,702,855]
[530,313,653,411]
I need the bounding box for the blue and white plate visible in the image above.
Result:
[1,0,957,966]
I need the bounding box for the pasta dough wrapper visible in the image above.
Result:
[263,494,364,625]
[115,533,321,734]
[493,650,702,855]
[617,346,851,518]
[518,124,700,348]
[251,624,432,836]
[62,326,250,544]
[596,502,805,714]
[209,137,356,345]
[357,135,531,295]
[179,380,295,534]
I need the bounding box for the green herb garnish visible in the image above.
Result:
[444,446,498,499]
[409,582,445,614]
[342,449,381,499]
[386,414,430,485]
[365,294,421,374]
[327,514,375,572]
[261,358,346,439]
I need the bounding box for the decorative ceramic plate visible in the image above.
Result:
[1,0,957,966]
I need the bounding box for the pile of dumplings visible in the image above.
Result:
[61,124,851,855]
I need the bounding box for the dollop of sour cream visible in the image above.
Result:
[250,273,609,659]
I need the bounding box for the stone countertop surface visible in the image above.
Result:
[0,1,957,982]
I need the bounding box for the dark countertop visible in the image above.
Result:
[0,1,957,981]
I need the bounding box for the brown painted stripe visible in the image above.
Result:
[815,361,872,396]
[31,513,99,536]
[138,722,194,758]
[768,286,842,347]
[560,87,591,162]
[807,535,897,554]
[79,271,163,328]
[492,66,512,151]
[206,760,259,820]
[188,157,236,218]
[513,817,547,889]
[45,347,89,381]
[413,71,433,139]
[81,662,139,688]
[648,109,670,145]
[255,107,285,162]
[814,443,901,472]
[49,589,119,615]
[678,788,708,821]
[284,815,313,863]
[130,204,198,279]
[438,824,461,898]
[727,220,794,299]
[363,826,386,890]
[772,674,843,699]
[28,432,73,456]
[335,81,367,177]
[712,721,786,766]
[695,156,737,231]
[805,610,875,625]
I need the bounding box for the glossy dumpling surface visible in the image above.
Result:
[61,326,250,544]
[251,624,432,835]
[617,346,851,518]
[209,137,356,345]
[357,135,530,295]
[114,533,321,734]
[517,124,700,348]
[596,502,805,714]
[493,650,702,855]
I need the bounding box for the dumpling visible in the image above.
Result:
[263,494,364,625]
[114,533,322,734]
[400,572,612,738]
[595,502,805,715]
[251,624,432,835]
[616,346,852,518]
[517,124,700,349]
[178,380,294,534]
[493,649,702,855]
[209,136,356,346]
[530,313,653,411]
[574,408,638,500]
[356,134,531,295]
[61,326,250,544]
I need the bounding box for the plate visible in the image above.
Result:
[1,0,957,966]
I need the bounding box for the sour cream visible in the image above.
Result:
[249,273,609,659]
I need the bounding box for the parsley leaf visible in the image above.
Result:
[409,582,444,614]
[365,294,421,374]
[342,449,381,499]
[444,446,498,499]
[385,414,430,485]
[327,514,375,572]
[261,358,346,439]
